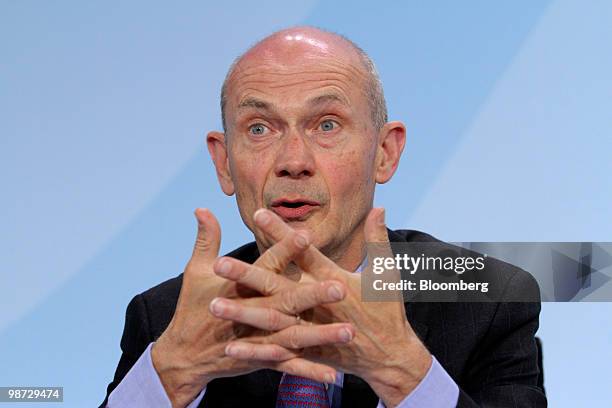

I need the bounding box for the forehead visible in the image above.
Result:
[225,48,369,115]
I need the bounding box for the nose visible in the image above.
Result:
[273,131,316,179]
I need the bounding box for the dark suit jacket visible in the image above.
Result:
[101,229,547,407]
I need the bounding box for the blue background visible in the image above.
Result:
[1,1,611,406]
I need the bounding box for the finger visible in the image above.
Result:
[191,208,221,266]
[224,324,352,360]
[364,207,394,261]
[214,257,293,295]
[225,342,299,361]
[215,257,346,306]
[209,297,299,331]
[225,341,341,378]
[255,208,342,282]
[209,279,346,330]
[294,245,340,281]
[224,343,337,383]
[273,280,346,315]
[253,208,296,243]
[254,209,310,273]
[269,323,354,349]
[363,208,398,277]
[275,358,337,384]
[364,207,389,244]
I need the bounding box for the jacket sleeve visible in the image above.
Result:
[99,294,154,408]
[457,271,547,407]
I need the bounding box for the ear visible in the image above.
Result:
[375,121,406,184]
[206,131,235,195]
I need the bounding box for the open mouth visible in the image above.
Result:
[270,198,319,221]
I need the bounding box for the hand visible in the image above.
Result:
[214,208,433,407]
[151,208,352,408]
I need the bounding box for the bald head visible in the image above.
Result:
[220,26,387,133]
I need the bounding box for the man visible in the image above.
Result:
[101,27,546,407]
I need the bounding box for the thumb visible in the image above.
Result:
[364,208,403,302]
[364,207,389,244]
[364,208,395,272]
[191,208,221,265]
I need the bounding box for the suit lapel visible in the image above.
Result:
[388,228,431,345]
[341,374,379,407]
[265,369,283,395]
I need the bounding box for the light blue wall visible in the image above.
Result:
[1,1,610,406]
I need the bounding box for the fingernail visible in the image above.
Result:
[295,233,308,248]
[217,259,232,276]
[194,208,208,224]
[340,328,353,342]
[254,209,271,226]
[209,298,224,315]
[328,283,343,301]
[378,208,385,226]
[325,373,336,383]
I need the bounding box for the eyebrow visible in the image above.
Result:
[237,93,349,113]
[306,93,350,108]
[238,97,272,110]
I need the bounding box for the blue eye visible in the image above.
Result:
[248,123,268,136]
[319,120,337,132]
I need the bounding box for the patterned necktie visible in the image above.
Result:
[276,373,330,407]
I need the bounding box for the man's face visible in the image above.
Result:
[211,35,386,257]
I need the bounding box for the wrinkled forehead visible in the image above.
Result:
[224,39,370,117]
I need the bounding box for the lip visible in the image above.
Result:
[270,197,320,221]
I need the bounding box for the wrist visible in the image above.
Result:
[151,334,212,408]
[364,341,432,407]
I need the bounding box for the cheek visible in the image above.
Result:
[230,151,271,208]
[323,148,375,208]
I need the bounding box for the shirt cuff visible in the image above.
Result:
[107,342,206,407]
[376,356,459,408]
